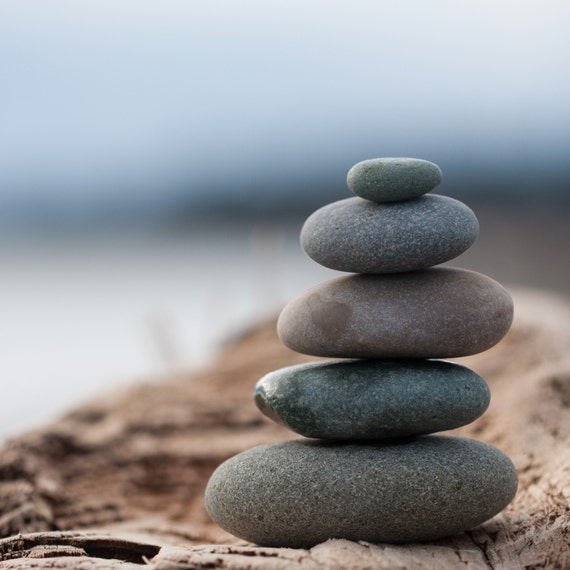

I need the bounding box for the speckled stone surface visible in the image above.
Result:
[300,195,479,273]
[277,267,514,359]
[347,157,442,202]
[205,437,518,547]
[254,359,490,440]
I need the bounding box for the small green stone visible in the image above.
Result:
[347,157,442,202]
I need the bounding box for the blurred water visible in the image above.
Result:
[0,220,336,439]
[1,202,568,440]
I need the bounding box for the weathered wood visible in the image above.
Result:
[0,287,569,569]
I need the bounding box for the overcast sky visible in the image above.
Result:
[1,0,569,220]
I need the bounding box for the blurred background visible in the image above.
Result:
[1,0,569,438]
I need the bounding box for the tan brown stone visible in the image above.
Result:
[278,267,513,358]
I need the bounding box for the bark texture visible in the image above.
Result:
[0,287,569,569]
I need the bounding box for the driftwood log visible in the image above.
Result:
[0,287,569,569]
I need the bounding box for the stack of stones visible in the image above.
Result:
[205,158,518,548]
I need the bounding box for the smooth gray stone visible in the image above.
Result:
[347,157,442,202]
[205,437,518,547]
[300,195,479,273]
[277,267,513,359]
[254,359,490,440]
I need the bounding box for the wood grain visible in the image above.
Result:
[0,287,569,569]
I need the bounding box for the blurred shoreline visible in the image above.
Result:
[2,198,567,291]
[445,201,570,295]
[1,200,568,440]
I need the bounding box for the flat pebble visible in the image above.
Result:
[277,267,513,359]
[205,437,518,547]
[254,359,490,440]
[300,195,478,273]
[347,157,442,202]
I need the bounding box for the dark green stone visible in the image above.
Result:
[205,437,518,547]
[255,359,490,440]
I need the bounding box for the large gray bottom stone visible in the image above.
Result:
[277,267,514,359]
[205,437,518,547]
[300,195,478,273]
[254,359,490,439]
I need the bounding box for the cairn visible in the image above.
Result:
[205,158,517,548]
